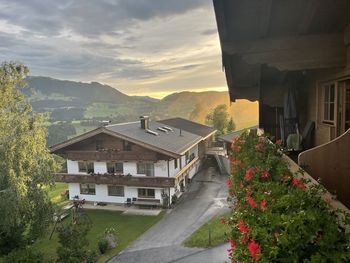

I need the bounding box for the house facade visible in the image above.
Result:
[51,117,216,206]
[213,0,350,207]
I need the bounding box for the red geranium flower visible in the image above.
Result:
[229,239,236,250]
[231,167,237,174]
[255,143,263,151]
[239,180,244,188]
[239,219,250,234]
[220,217,225,225]
[248,239,261,261]
[244,168,254,181]
[292,177,306,189]
[247,197,258,208]
[230,156,236,163]
[246,191,252,197]
[260,199,266,211]
[230,142,235,150]
[227,178,233,188]
[235,146,241,153]
[261,171,269,179]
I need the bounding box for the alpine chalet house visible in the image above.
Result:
[213,0,350,207]
[51,117,216,207]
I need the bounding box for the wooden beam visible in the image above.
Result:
[222,34,346,71]
[259,0,273,37]
[298,0,320,34]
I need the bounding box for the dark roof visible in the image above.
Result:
[51,120,203,158]
[217,126,259,143]
[158,118,216,138]
[105,121,202,156]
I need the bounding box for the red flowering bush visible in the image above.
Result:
[225,132,350,262]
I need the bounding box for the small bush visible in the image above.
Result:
[3,248,44,263]
[98,238,109,254]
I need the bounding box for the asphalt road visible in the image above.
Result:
[109,158,230,263]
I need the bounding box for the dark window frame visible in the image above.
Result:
[80,183,96,195]
[78,161,94,173]
[107,185,124,197]
[107,162,124,174]
[137,162,154,176]
[123,140,132,151]
[323,83,336,125]
[138,188,155,198]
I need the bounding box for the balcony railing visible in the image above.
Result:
[298,128,350,208]
[64,150,158,161]
[175,157,200,185]
[55,173,175,188]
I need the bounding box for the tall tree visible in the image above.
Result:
[206,104,233,135]
[227,117,236,132]
[0,62,59,255]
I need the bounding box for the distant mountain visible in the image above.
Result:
[24,76,258,129]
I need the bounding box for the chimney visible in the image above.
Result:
[140,116,150,130]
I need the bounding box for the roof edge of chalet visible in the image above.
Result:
[49,121,206,158]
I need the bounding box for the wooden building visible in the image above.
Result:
[213,0,350,207]
[51,117,216,206]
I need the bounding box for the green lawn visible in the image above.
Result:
[47,182,69,207]
[183,212,231,248]
[31,210,164,262]
[35,183,165,262]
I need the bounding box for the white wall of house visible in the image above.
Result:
[154,160,168,177]
[168,158,181,177]
[119,162,136,175]
[67,160,85,174]
[94,162,107,174]
[189,144,199,158]
[68,183,166,204]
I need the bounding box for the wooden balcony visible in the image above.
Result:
[175,157,200,185]
[63,150,158,161]
[55,173,175,188]
[298,129,350,208]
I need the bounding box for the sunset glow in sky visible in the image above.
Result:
[0,0,228,98]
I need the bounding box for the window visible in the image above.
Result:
[323,83,336,124]
[185,151,189,164]
[123,140,132,151]
[137,162,154,176]
[107,162,124,174]
[108,185,124,196]
[78,161,94,173]
[96,140,104,150]
[174,159,178,169]
[138,188,155,198]
[80,184,96,195]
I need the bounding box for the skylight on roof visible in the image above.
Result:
[162,126,173,132]
[146,129,159,136]
[157,127,168,133]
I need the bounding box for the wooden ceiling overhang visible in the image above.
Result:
[213,0,350,102]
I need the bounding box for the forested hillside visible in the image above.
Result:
[24,76,258,146]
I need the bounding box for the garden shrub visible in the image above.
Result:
[3,248,44,263]
[223,132,350,262]
[98,238,109,254]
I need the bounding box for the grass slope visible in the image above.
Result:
[184,212,230,248]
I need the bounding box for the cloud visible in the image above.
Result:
[0,0,228,98]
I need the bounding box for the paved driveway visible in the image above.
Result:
[109,158,230,263]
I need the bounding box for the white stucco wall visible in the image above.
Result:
[67,160,85,174]
[154,160,168,177]
[189,144,199,158]
[94,162,107,174]
[168,158,180,177]
[123,162,137,175]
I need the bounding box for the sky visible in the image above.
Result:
[0,0,228,99]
